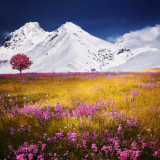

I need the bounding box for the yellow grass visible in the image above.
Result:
[0,72,160,158]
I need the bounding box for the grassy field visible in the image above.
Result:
[0,72,160,159]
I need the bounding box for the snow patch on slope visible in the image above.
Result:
[105,51,160,72]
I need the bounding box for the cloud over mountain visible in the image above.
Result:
[116,25,160,54]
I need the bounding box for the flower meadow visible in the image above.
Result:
[0,72,160,159]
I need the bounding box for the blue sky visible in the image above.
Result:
[0,0,160,42]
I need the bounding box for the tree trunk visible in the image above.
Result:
[20,69,22,74]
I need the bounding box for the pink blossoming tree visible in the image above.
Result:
[10,53,32,73]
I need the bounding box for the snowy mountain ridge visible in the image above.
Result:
[0,22,133,73]
[0,22,159,73]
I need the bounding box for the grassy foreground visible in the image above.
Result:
[0,72,160,159]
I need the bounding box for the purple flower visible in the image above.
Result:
[154,149,160,158]
[28,153,34,160]
[55,132,63,139]
[10,127,14,135]
[16,154,25,160]
[91,143,98,152]
[118,124,122,133]
[67,132,77,142]
[41,144,46,152]
[8,145,13,151]
[131,141,137,150]
[119,150,130,160]
[126,117,138,127]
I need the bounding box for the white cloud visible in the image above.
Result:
[106,36,117,43]
[116,25,160,51]
[0,30,10,37]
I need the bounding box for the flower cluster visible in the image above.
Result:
[7,128,160,160]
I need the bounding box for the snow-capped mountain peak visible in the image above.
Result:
[1,22,49,52]
[57,22,86,37]
[15,22,47,37]
[23,22,41,27]
[63,22,81,29]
